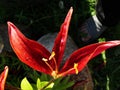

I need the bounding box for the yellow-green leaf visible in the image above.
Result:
[37,78,54,90]
[21,77,33,90]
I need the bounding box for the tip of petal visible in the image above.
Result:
[0,66,9,90]
[70,7,73,13]
[65,7,73,20]
[7,21,13,27]
[7,21,19,37]
[7,21,11,25]
[7,21,13,31]
[4,66,9,72]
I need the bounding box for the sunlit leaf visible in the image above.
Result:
[36,78,54,90]
[20,77,33,90]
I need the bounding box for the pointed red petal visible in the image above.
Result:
[7,21,52,75]
[52,7,73,68]
[0,66,9,90]
[59,40,120,76]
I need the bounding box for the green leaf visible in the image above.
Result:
[37,78,54,90]
[61,76,70,84]
[40,73,50,81]
[37,78,41,89]
[20,77,33,90]
[52,76,74,90]
[53,77,63,85]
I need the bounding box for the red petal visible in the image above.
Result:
[7,21,52,75]
[52,7,73,68]
[59,41,120,76]
[0,66,9,90]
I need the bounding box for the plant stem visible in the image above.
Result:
[40,78,55,90]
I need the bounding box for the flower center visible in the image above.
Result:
[42,51,58,77]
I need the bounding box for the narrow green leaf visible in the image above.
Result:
[52,77,74,90]
[62,76,70,84]
[40,73,50,81]
[54,77,63,85]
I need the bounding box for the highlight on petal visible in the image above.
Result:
[52,7,73,68]
[59,40,120,76]
[0,66,9,90]
[7,21,53,75]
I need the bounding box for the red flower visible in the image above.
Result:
[7,7,120,79]
[0,66,9,90]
